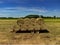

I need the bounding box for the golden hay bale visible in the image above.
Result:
[36,18,44,25]
[30,18,36,22]
[24,18,31,25]
[24,18,30,21]
[30,18,36,26]
[24,21,31,25]
[34,24,41,30]
[24,18,30,23]
[20,25,27,30]
[17,18,24,26]
[28,25,34,30]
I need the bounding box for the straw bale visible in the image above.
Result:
[27,24,35,30]
[24,18,30,21]
[30,18,36,22]
[34,23,41,30]
[20,25,27,30]
[17,19,24,26]
[36,18,44,25]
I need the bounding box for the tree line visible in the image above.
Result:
[0,15,60,19]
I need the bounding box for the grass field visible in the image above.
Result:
[0,18,60,44]
[44,19,60,35]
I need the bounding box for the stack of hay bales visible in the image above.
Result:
[13,18,46,31]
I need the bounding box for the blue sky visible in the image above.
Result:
[0,0,60,17]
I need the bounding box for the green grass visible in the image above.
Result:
[44,19,60,35]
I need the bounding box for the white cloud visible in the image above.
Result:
[0,7,48,13]
[26,8,48,13]
[0,7,48,17]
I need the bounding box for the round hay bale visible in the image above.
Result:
[24,18,31,25]
[36,18,44,25]
[20,25,27,31]
[17,18,24,26]
[24,18,30,21]
[27,25,35,30]
[30,18,36,22]
[35,18,45,30]
[34,24,41,30]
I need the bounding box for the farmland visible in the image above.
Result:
[0,18,60,45]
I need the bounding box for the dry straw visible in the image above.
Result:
[17,18,24,26]
[14,18,45,31]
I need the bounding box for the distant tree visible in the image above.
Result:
[8,17,14,19]
[25,14,39,18]
[0,17,7,19]
[53,16,56,18]
[39,15,43,18]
